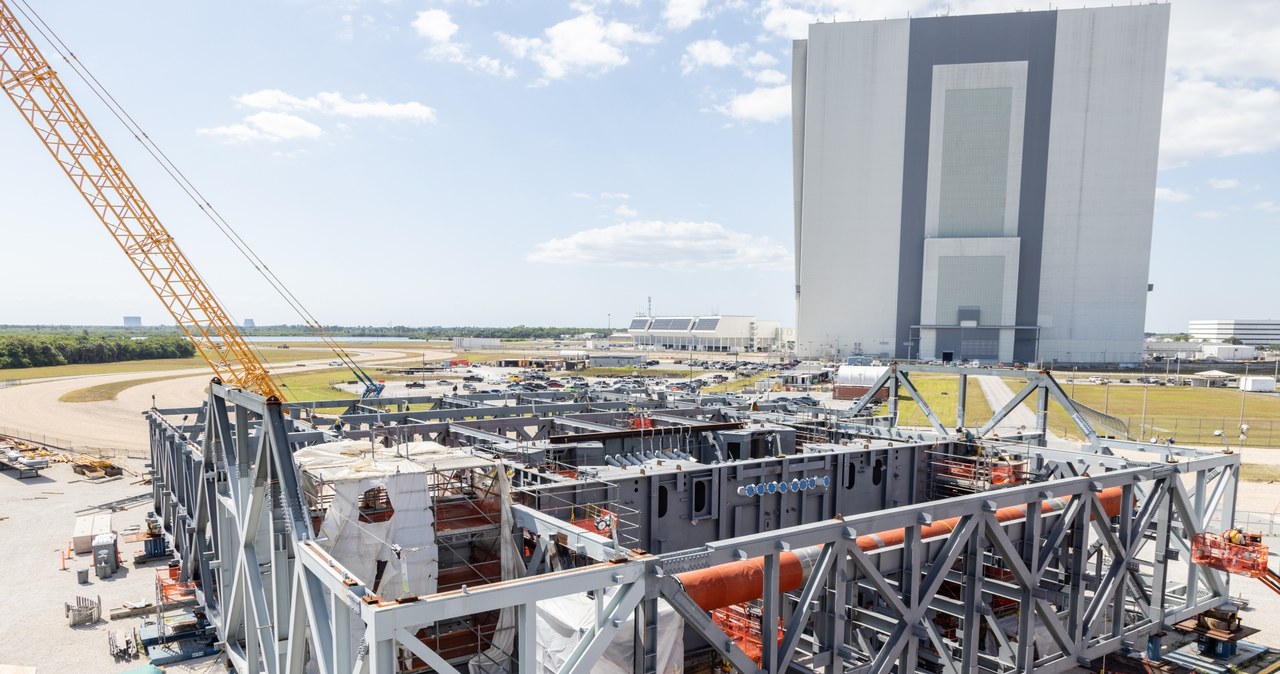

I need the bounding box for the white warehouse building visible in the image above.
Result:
[627,315,789,352]
[792,5,1168,364]
[1189,320,1280,346]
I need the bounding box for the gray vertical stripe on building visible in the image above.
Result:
[896,11,1057,361]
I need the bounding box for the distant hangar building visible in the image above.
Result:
[792,5,1168,364]
[626,315,789,352]
[1189,320,1280,346]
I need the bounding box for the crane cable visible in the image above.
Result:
[11,1,371,385]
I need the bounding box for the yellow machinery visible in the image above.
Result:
[0,1,283,399]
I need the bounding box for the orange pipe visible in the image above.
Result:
[677,487,1124,611]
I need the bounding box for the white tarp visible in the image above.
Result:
[293,439,492,598]
[535,591,683,674]
[835,365,889,386]
[468,467,524,674]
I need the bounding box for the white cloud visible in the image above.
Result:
[498,11,659,82]
[1209,178,1240,190]
[759,2,817,40]
[664,0,709,31]
[1154,187,1191,203]
[235,89,436,122]
[198,111,323,143]
[1160,77,1280,168]
[751,68,788,85]
[718,85,791,123]
[202,89,434,143]
[600,192,630,199]
[412,9,459,43]
[614,204,639,217]
[571,192,592,199]
[1166,0,1280,83]
[527,221,790,271]
[1256,201,1280,213]
[747,51,778,67]
[681,39,741,74]
[1195,210,1226,220]
[412,8,516,78]
[316,92,436,121]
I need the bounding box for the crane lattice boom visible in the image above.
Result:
[0,1,283,400]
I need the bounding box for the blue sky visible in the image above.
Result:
[0,0,1274,333]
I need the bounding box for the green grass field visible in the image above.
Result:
[1240,464,1280,482]
[894,374,995,428]
[704,373,771,393]
[1015,378,1280,447]
[275,370,360,403]
[59,374,194,403]
[0,348,343,380]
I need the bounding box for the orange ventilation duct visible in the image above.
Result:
[676,487,1124,611]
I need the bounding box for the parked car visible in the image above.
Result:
[406,381,426,389]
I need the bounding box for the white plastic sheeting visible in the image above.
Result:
[295,439,493,597]
[535,592,683,674]
[467,467,525,674]
[835,365,889,386]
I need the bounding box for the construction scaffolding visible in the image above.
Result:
[146,366,1243,674]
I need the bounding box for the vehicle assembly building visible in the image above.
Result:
[147,364,1251,674]
[793,5,1168,364]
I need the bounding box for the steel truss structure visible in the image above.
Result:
[148,367,1240,674]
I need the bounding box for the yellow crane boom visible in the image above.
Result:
[0,1,283,400]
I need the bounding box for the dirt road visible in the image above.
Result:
[0,347,452,453]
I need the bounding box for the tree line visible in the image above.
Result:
[0,334,195,369]
[242,325,610,340]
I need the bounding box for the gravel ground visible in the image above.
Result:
[0,457,222,672]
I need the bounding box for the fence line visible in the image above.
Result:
[1236,511,1280,537]
[0,425,148,460]
[1056,415,1280,448]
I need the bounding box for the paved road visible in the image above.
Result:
[0,347,451,452]
[972,374,1042,434]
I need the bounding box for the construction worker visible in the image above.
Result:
[1225,528,1245,545]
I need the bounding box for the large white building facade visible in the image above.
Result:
[627,315,789,352]
[793,6,1168,364]
[1189,320,1280,346]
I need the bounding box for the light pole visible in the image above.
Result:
[1140,378,1149,441]
[1213,429,1232,454]
[1238,362,1250,428]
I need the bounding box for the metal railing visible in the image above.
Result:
[1236,511,1280,537]
[1049,416,1280,448]
[0,426,148,460]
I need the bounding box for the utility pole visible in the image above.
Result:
[1141,380,1150,441]
[1239,362,1250,427]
